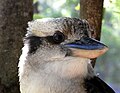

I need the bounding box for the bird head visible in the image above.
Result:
[19,17,108,80]
[19,18,109,93]
[25,17,108,59]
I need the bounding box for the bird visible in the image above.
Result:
[18,17,115,93]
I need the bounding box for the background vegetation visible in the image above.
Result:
[33,0,120,92]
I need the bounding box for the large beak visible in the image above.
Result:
[64,36,108,59]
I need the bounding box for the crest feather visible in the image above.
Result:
[27,18,64,37]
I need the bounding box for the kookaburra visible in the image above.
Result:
[19,17,115,93]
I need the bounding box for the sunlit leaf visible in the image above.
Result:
[75,3,80,11]
[33,14,42,19]
[33,0,38,4]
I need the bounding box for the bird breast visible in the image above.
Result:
[19,56,90,93]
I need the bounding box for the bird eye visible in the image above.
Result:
[53,31,65,44]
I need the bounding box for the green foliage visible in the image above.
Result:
[33,13,43,19]
[33,0,79,19]
[96,23,120,84]
[33,0,38,4]
[95,0,120,85]
[114,0,120,14]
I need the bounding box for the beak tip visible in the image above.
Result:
[90,46,109,59]
[102,46,109,53]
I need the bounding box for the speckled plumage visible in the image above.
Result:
[18,17,115,93]
[27,17,92,38]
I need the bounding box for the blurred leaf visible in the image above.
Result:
[114,11,120,14]
[33,0,38,4]
[33,14,42,19]
[75,3,80,11]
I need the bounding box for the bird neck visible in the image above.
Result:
[54,57,91,79]
[31,56,91,79]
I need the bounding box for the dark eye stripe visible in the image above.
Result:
[24,36,42,54]
[23,31,65,54]
[45,36,55,44]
